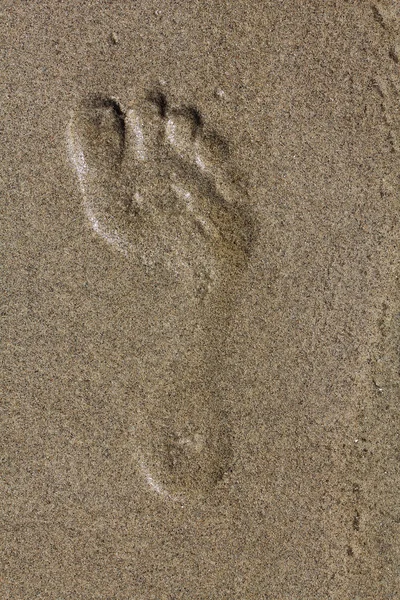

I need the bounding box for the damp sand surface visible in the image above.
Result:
[1,1,400,598]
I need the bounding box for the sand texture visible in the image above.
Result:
[1,1,400,598]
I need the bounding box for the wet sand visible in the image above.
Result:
[1,1,400,598]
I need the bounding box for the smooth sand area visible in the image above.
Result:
[1,1,399,598]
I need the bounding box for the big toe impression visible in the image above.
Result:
[68,96,126,184]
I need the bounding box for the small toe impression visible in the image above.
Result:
[164,107,203,161]
[125,108,146,162]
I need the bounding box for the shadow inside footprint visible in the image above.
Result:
[67,89,256,503]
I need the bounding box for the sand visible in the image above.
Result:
[1,1,399,598]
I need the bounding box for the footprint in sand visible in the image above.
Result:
[67,89,255,503]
